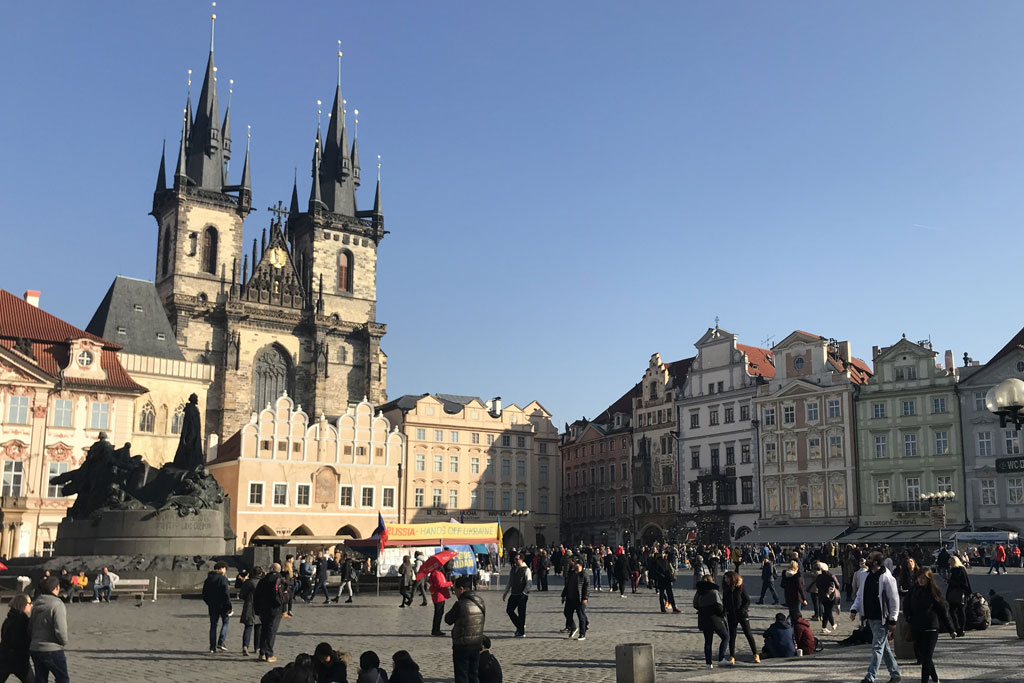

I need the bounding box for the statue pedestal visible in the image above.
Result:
[54,508,230,556]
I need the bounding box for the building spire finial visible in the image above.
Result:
[377,154,381,182]
[353,108,358,139]
[337,39,342,87]
[210,2,217,52]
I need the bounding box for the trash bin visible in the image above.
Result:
[615,643,655,683]
[1013,599,1024,640]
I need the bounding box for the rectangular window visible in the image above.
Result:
[485,490,495,509]
[90,402,109,430]
[975,392,986,411]
[47,463,69,498]
[690,412,699,428]
[416,428,426,440]
[471,432,480,444]
[765,485,779,512]
[762,408,775,425]
[471,457,480,474]
[725,446,735,466]
[806,402,819,422]
[741,443,751,464]
[785,486,799,512]
[1006,430,1021,455]
[740,478,753,504]
[296,483,311,506]
[662,465,673,485]
[981,479,997,506]
[516,460,526,478]
[487,434,495,445]
[978,431,993,457]
[501,435,511,447]
[501,491,511,510]
[52,399,73,427]
[1007,478,1024,505]
[432,455,442,472]
[516,491,526,509]
[763,442,777,462]
[486,457,493,474]
[450,455,459,473]
[415,454,425,471]
[691,449,700,469]
[873,403,886,419]
[382,487,396,508]
[740,405,750,421]
[902,401,916,417]
[539,462,549,483]
[905,477,921,502]
[340,486,353,506]
[7,396,29,425]
[501,459,511,477]
[433,488,443,507]
[621,461,629,480]
[539,442,548,454]
[540,494,551,513]
[783,440,796,462]
[449,489,458,508]
[724,407,734,423]
[414,488,424,507]
[710,410,719,426]
[903,433,918,457]
[876,478,891,504]
[248,482,264,505]
[935,431,949,455]
[827,400,841,418]
[517,436,526,448]
[783,406,795,424]
[272,483,288,506]
[936,476,952,493]
[434,430,444,442]
[874,435,888,459]
[808,437,822,459]
[450,431,459,443]
[470,490,478,509]
[932,397,947,414]
[829,435,843,458]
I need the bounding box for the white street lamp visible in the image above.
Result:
[986,378,1024,430]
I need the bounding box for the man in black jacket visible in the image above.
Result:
[202,561,232,653]
[501,554,530,637]
[254,562,285,663]
[561,557,589,640]
[758,557,780,605]
[445,576,486,683]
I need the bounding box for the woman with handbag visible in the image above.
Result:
[945,556,971,637]
[814,562,841,634]
[908,568,955,683]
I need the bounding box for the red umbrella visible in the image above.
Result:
[416,549,456,580]
[0,561,6,572]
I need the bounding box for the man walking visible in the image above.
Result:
[989,544,1007,575]
[849,551,901,683]
[413,552,429,606]
[254,562,286,663]
[398,555,415,607]
[502,554,530,637]
[561,557,589,641]
[758,556,779,604]
[29,576,69,683]
[202,561,232,653]
[444,576,486,683]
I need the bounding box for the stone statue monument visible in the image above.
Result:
[51,396,234,556]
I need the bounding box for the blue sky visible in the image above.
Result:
[2,2,1023,427]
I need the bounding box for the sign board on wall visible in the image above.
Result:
[377,545,481,578]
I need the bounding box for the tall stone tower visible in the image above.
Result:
[151,19,388,441]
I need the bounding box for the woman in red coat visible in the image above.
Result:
[428,569,452,636]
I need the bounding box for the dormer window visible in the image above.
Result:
[77,351,94,368]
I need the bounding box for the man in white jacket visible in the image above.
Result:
[849,551,901,683]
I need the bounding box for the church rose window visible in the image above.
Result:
[252,345,292,410]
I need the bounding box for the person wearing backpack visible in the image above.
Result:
[254,562,287,663]
[815,562,841,635]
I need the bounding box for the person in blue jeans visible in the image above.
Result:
[91,567,113,603]
[589,554,602,591]
[29,575,70,683]
[849,551,901,683]
[202,561,233,653]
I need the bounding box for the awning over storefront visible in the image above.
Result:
[251,534,354,546]
[840,526,964,546]
[737,524,849,545]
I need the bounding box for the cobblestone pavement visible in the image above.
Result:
[65,568,1022,683]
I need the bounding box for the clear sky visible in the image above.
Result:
[2,2,1023,427]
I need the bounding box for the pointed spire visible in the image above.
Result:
[186,6,224,191]
[351,108,361,189]
[252,238,257,272]
[242,253,248,283]
[319,41,355,215]
[184,69,193,145]
[155,139,167,193]
[174,105,189,190]
[372,154,383,224]
[222,79,233,161]
[289,170,300,216]
[240,125,251,191]
[308,105,324,211]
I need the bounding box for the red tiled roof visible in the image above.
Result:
[737,343,776,379]
[0,290,112,346]
[207,430,241,466]
[666,356,695,385]
[988,325,1024,366]
[597,381,641,422]
[827,354,873,385]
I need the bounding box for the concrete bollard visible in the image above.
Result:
[1013,599,1024,639]
[615,643,655,683]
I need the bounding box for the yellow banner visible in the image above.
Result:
[386,522,498,542]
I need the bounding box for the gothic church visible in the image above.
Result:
[150,27,388,442]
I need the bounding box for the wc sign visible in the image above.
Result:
[995,456,1024,474]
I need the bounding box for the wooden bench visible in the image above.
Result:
[110,578,152,602]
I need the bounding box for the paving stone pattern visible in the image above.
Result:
[65,570,1022,682]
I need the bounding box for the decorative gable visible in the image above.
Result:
[239,215,305,310]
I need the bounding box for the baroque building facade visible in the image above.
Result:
[381,394,560,550]
[150,29,388,445]
[677,326,773,543]
[752,331,870,543]
[559,385,635,546]
[854,338,966,533]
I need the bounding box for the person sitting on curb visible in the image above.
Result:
[761,613,795,659]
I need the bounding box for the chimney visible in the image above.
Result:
[872,345,881,359]
[944,350,954,372]
[490,396,502,417]
[23,290,40,308]
[838,341,852,363]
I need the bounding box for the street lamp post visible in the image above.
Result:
[920,491,956,547]
[986,378,1024,430]
[509,509,530,548]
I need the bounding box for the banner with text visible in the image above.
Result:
[385,522,499,543]
[377,545,479,578]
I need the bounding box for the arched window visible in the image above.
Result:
[171,404,185,434]
[161,229,172,276]
[202,227,218,275]
[138,402,156,433]
[252,344,292,410]
[337,250,353,292]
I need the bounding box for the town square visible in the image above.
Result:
[2,2,1024,682]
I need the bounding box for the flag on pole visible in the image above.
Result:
[496,515,503,558]
[373,512,388,552]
